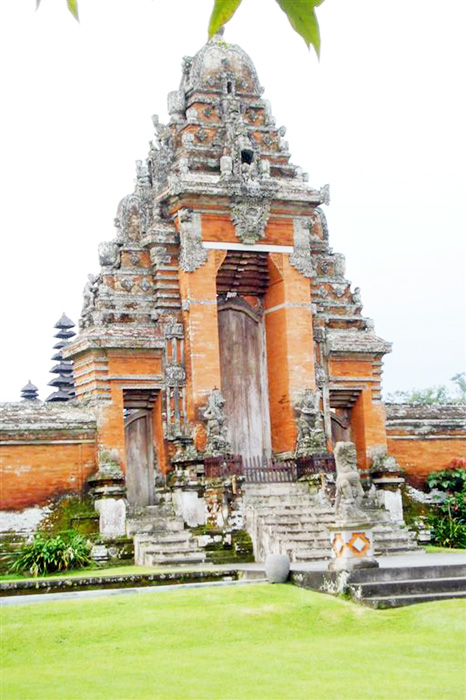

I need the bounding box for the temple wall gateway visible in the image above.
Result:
[1,34,464,526]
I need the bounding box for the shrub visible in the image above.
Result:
[9,532,92,577]
[426,466,466,549]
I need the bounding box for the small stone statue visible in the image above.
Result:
[81,273,99,322]
[334,441,367,522]
[136,160,151,189]
[203,388,231,456]
[295,389,326,456]
[370,447,400,474]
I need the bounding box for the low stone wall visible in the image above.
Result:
[0,402,98,510]
[0,568,240,597]
[386,404,466,486]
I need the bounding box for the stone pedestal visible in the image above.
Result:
[372,476,405,525]
[328,521,379,571]
[172,486,205,527]
[94,498,126,538]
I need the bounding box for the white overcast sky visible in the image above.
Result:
[0,0,465,402]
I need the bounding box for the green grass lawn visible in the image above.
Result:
[2,584,465,700]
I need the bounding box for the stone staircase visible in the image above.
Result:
[127,502,205,567]
[243,482,419,563]
[348,563,466,608]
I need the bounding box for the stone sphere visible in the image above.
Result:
[265,554,290,584]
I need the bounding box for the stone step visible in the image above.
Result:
[144,543,199,555]
[127,519,185,535]
[361,590,466,609]
[354,576,466,599]
[144,551,206,566]
[270,524,327,535]
[350,564,466,583]
[134,530,194,547]
[292,549,332,561]
[261,515,332,526]
[244,484,310,497]
[275,535,330,547]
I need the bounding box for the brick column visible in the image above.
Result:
[179,250,221,423]
[351,388,387,471]
[264,254,316,454]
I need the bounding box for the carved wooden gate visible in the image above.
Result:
[124,409,155,506]
[218,301,272,462]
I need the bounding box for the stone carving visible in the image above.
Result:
[116,193,142,242]
[178,209,208,272]
[319,184,330,206]
[165,364,186,387]
[351,287,362,306]
[230,197,271,245]
[203,388,231,456]
[220,154,233,177]
[314,364,326,388]
[164,314,184,339]
[290,218,314,278]
[98,241,119,268]
[295,389,326,456]
[370,447,400,474]
[139,279,152,292]
[334,442,367,522]
[167,89,185,117]
[334,253,346,279]
[121,278,133,292]
[136,160,151,189]
[314,207,329,241]
[81,273,99,322]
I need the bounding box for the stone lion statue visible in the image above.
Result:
[334,441,367,522]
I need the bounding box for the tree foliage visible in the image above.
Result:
[36,0,78,21]
[35,0,324,57]
[387,373,466,405]
[208,0,324,56]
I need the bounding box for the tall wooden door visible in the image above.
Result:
[218,303,271,461]
[124,409,155,506]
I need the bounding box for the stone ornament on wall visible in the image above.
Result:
[178,209,208,272]
[203,388,231,457]
[290,218,314,278]
[165,364,186,387]
[98,241,119,268]
[295,389,326,456]
[230,197,271,245]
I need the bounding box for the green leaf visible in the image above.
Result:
[35,0,79,21]
[275,0,323,57]
[67,0,79,21]
[208,0,242,39]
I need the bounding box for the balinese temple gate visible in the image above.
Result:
[63,32,392,506]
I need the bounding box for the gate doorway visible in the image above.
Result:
[218,298,271,462]
[123,389,158,507]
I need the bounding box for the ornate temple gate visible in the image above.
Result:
[124,390,158,506]
[217,252,272,462]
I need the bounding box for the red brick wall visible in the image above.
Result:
[1,441,97,510]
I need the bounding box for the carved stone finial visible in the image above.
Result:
[295,389,326,456]
[178,209,208,272]
[290,218,314,278]
[203,388,231,457]
[334,442,367,523]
